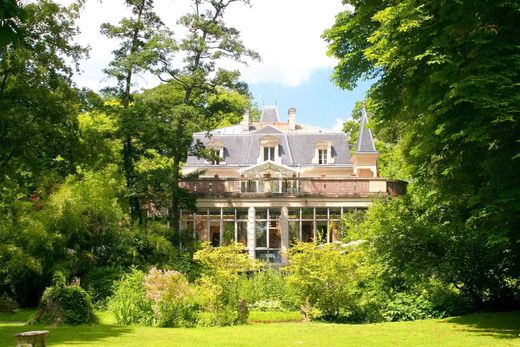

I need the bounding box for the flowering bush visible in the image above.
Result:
[144,268,197,327]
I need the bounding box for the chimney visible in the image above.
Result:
[241,110,250,131]
[288,107,296,131]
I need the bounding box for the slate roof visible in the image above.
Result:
[186,107,355,167]
[259,106,280,123]
[356,104,377,153]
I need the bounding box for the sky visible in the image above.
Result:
[62,0,371,130]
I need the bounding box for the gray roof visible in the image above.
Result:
[259,106,280,123]
[356,104,377,153]
[187,130,353,167]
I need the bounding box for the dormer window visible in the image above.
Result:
[318,149,328,164]
[264,147,275,161]
[313,141,333,165]
[210,148,224,165]
[258,135,280,163]
[207,139,225,165]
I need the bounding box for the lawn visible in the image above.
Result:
[1,310,519,346]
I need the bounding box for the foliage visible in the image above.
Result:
[143,268,197,327]
[286,242,367,322]
[101,0,175,223]
[82,266,127,308]
[0,0,87,211]
[33,284,94,325]
[238,267,295,310]
[194,243,258,326]
[108,268,154,326]
[0,293,17,312]
[325,0,520,309]
[382,293,438,322]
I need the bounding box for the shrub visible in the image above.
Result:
[0,294,18,312]
[108,269,154,326]
[143,268,197,327]
[238,267,295,310]
[382,293,439,322]
[194,243,258,326]
[286,242,366,322]
[33,284,94,325]
[250,299,287,312]
[82,266,126,308]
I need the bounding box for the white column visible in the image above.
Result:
[281,206,289,265]
[247,207,256,259]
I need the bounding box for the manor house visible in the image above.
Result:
[180,105,406,264]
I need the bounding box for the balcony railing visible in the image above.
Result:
[179,177,407,197]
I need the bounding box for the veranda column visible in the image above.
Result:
[247,206,256,259]
[280,206,289,265]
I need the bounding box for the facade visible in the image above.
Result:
[180,105,406,263]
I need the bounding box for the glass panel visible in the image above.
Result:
[255,222,267,247]
[256,209,267,220]
[269,222,281,248]
[316,221,328,244]
[289,221,300,247]
[237,221,248,246]
[269,209,280,220]
[288,208,299,220]
[315,208,328,220]
[209,222,220,247]
[271,179,281,193]
[194,215,208,242]
[222,221,234,246]
[236,208,248,220]
[208,207,221,220]
[255,250,281,263]
[302,221,313,242]
[329,208,341,219]
[222,208,235,220]
[302,207,313,219]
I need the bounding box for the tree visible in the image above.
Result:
[325,0,520,306]
[0,0,87,214]
[101,0,174,223]
[0,0,26,47]
[131,81,251,221]
[153,0,259,236]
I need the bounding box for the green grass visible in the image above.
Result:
[1,311,519,346]
[0,308,36,323]
[248,310,301,323]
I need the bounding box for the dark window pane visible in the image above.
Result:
[316,221,328,244]
[302,221,313,242]
[289,221,300,247]
[256,222,267,247]
[237,221,248,246]
[210,222,220,246]
[269,224,281,248]
[302,207,313,219]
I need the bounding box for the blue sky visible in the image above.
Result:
[63,0,366,130]
[249,68,372,129]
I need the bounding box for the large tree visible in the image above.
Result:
[155,0,259,236]
[101,0,174,223]
[325,1,519,306]
[0,0,87,212]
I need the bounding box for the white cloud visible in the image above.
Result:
[58,0,349,90]
[332,118,345,131]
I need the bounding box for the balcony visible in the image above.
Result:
[179,177,407,198]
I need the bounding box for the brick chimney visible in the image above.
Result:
[288,107,296,131]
